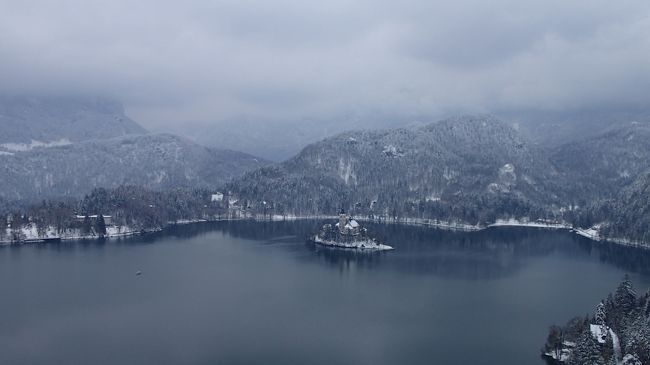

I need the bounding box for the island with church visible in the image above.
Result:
[310,211,394,250]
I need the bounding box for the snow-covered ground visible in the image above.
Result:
[610,328,622,365]
[313,235,394,250]
[547,325,621,364]
[544,348,572,362]
[489,218,570,229]
[1,224,145,245]
[357,216,482,232]
[590,324,608,344]
[544,340,576,362]
[573,226,602,241]
[3,214,648,251]
[589,325,622,364]
[0,138,71,152]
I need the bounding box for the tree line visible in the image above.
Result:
[542,275,650,365]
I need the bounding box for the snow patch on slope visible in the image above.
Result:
[338,158,357,185]
[1,138,71,152]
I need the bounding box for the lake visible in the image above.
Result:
[1,220,650,365]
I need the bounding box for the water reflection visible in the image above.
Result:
[6,220,650,279]
[156,220,650,279]
[2,219,650,365]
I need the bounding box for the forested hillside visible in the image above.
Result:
[551,122,650,202]
[0,133,268,202]
[3,112,650,246]
[0,96,269,202]
[221,116,650,245]
[543,276,650,364]
[227,115,563,223]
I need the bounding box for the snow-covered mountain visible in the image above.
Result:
[226,115,563,221]
[0,97,269,201]
[583,170,650,243]
[222,115,650,243]
[550,121,650,202]
[0,133,268,201]
[0,95,146,148]
[499,108,650,149]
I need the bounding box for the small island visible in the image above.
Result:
[311,211,393,250]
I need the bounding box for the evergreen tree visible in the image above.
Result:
[9,213,23,241]
[643,289,650,318]
[95,214,107,237]
[82,214,92,236]
[596,301,608,334]
[615,275,637,315]
[0,214,5,241]
[571,329,605,365]
[544,325,565,360]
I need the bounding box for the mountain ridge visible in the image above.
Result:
[0,132,269,201]
[0,95,147,147]
[226,115,562,222]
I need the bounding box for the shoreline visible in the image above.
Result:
[1,214,647,250]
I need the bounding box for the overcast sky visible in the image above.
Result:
[1,0,649,129]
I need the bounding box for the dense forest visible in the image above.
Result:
[0,186,232,242]
[224,117,650,245]
[3,115,650,246]
[542,276,650,365]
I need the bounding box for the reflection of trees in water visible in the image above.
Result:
[318,222,650,279]
[590,240,650,275]
[217,220,322,242]
[308,243,390,272]
[71,219,650,279]
[139,220,323,242]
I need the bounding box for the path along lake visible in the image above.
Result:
[2,220,650,365]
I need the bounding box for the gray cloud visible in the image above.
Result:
[1,0,649,130]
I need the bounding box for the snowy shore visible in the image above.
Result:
[0,224,159,246]
[356,216,648,249]
[312,235,394,250]
[1,214,646,250]
[0,215,337,246]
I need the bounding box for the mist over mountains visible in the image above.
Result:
[0,96,268,201]
[551,121,650,201]
[162,107,650,161]
[0,96,146,146]
[2,96,650,243]
[223,114,650,243]
[0,133,267,201]
[226,116,560,218]
[2,3,650,364]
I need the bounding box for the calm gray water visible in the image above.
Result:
[2,220,650,365]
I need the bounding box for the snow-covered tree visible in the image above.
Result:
[571,329,606,365]
[544,325,565,360]
[596,301,609,335]
[95,214,107,237]
[615,275,637,315]
[82,214,92,236]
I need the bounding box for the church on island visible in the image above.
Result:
[312,210,393,250]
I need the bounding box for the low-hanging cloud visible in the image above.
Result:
[1,0,649,129]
